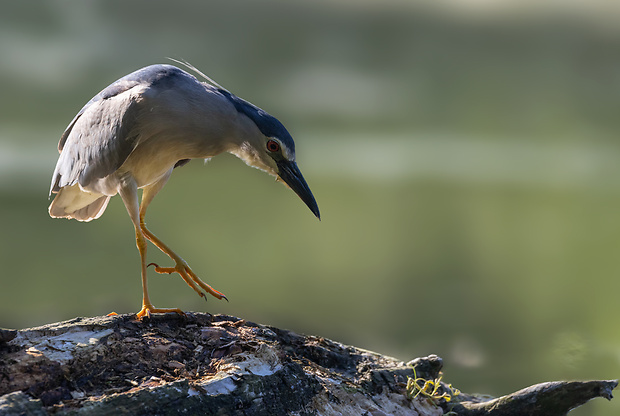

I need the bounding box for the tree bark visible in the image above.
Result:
[0,314,616,415]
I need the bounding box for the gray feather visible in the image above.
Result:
[50,65,189,195]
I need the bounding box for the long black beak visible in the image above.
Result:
[277,160,320,220]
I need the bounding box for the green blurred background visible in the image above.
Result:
[1,1,620,414]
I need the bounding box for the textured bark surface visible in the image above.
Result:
[0,314,616,415]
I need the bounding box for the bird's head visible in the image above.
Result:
[222,90,320,220]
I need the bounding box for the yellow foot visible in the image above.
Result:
[136,304,186,319]
[147,261,228,301]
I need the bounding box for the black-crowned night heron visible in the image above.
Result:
[49,63,320,318]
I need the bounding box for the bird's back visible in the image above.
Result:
[49,64,237,221]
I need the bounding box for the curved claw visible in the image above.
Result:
[198,292,228,302]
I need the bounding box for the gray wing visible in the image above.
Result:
[50,64,187,194]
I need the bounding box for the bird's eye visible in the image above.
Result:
[266,139,280,153]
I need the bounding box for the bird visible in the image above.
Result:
[48,63,320,319]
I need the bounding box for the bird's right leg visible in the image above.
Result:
[119,178,185,319]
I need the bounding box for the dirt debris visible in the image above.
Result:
[0,313,443,415]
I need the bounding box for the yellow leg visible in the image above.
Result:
[140,219,227,302]
[120,176,201,319]
[134,227,186,319]
[120,176,226,319]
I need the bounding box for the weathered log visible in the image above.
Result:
[0,314,615,415]
[448,379,617,416]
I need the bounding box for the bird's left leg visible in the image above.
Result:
[119,176,185,319]
[139,179,227,302]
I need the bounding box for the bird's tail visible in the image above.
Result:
[48,184,111,222]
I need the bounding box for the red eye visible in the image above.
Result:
[267,139,280,153]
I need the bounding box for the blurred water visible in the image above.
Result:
[2,1,620,415]
[306,133,620,189]
[5,130,620,191]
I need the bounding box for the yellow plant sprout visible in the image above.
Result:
[406,367,461,403]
